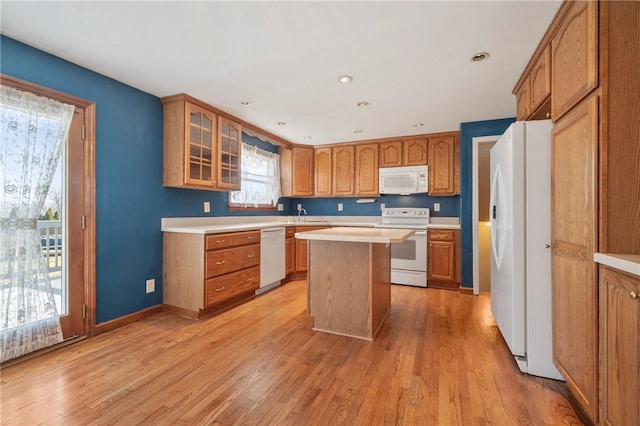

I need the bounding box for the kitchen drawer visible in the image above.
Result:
[205,230,260,251]
[206,244,260,277]
[285,226,296,238]
[428,229,455,241]
[205,266,260,307]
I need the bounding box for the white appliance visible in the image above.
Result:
[376,207,429,287]
[379,165,429,195]
[258,227,285,294]
[489,120,562,380]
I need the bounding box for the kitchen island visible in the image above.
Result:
[295,227,413,340]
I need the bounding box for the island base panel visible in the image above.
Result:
[308,240,391,340]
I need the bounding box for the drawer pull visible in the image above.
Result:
[248,236,256,240]
[215,286,225,292]
[247,254,256,258]
[631,291,638,300]
[216,239,226,243]
[247,277,255,282]
[216,260,225,265]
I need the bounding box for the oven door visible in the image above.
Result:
[390,230,427,271]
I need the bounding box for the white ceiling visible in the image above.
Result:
[1,1,561,146]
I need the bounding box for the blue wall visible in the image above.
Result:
[0,36,286,323]
[292,194,459,217]
[459,118,515,288]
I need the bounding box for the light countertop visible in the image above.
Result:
[594,253,640,277]
[295,227,414,244]
[161,215,460,234]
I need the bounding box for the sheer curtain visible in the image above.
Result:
[0,85,75,362]
[230,143,280,207]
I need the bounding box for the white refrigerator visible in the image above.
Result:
[489,120,562,380]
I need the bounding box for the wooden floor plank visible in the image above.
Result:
[0,280,582,425]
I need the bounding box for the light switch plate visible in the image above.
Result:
[277,203,284,211]
[297,203,302,211]
[204,201,210,213]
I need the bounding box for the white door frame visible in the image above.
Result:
[472,135,500,295]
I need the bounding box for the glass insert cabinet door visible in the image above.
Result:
[217,117,241,190]
[184,102,216,186]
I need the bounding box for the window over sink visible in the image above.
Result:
[228,142,280,209]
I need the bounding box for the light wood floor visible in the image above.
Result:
[1,280,582,425]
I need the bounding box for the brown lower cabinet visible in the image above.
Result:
[293,226,330,274]
[599,266,640,426]
[163,230,260,319]
[427,229,460,290]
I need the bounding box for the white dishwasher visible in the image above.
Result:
[258,227,286,294]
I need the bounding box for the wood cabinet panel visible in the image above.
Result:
[551,0,598,121]
[600,266,640,426]
[403,138,427,166]
[428,135,456,195]
[205,230,259,251]
[314,147,333,196]
[355,143,379,195]
[530,45,551,113]
[285,237,295,275]
[551,95,599,423]
[332,145,355,196]
[427,229,460,287]
[516,77,531,120]
[206,244,260,278]
[295,238,308,272]
[292,147,314,196]
[379,141,403,167]
[205,266,259,307]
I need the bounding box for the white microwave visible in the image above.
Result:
[379,165,429,195]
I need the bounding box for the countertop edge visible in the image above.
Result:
[295,227,414,244]
[594,253,640,277]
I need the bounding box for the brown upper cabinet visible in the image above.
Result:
[379,138,427,167]
[162,94,241,191]
[332,145,355,196]
[551,0,598,121]
[355,143,379,196]
[314,147,333,196]
[428,133,459,196]
[515,45,552,120]
[279,146,315,197]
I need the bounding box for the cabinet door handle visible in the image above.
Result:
[247,277,255,282]
[631,291,638,300]
[216,239,226,243]
[215,286,225,292]
[216,260,225,265]
[545,244,552,249]
[247,254,256,258]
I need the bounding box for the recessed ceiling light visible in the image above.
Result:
[357,101,369,107]
[471,52,490,62]
[304,136,312,140]
[338,75,353,84]
[354,130,363,134]
[277,121,287,126]
[240,101,252,106]
[414,123,424,127]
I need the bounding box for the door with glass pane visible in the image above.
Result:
[217,117,241,190]
[184,102,216,187]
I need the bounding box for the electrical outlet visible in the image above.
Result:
[337,203,343,212]
[146,279,155,294]
[277,203,284,211]
[297,203,302,211]
[203,201,210,213]
[381,203,386,210]
[434,203,440,212]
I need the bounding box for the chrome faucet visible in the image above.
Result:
[297,208,307,222]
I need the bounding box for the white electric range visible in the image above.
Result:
[376,207,430,287]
